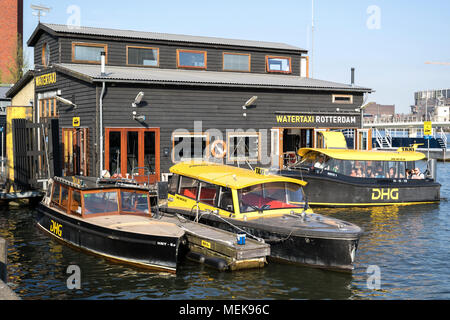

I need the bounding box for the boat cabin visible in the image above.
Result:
[48,176,153,218]
[296,148,427,179]
[167,162,309,220]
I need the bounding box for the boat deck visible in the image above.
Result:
[86,214,185,238]
[159,214,271,271]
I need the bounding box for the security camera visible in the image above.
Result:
[132,92,145,107]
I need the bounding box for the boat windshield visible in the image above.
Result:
[83,190,150,215]
[238,182,304,213]
[120,191,150,213]
[300,151,416,179]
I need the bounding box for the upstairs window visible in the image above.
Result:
[266,56,292,73]
[177,49,207,69]
[127,46,159,67]
[332,94,354,104]
[42,42,50,67]
[223,52,251,72]
[72,42,107,64]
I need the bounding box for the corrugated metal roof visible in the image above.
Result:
[38,23,306,52]
[54,63,372,92]
[0,86,13,100]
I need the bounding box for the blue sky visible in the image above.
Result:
[23,0,450,113]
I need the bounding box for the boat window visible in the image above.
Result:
[217,186,234,212]
[179,176,199,200]
[199,182,218,206]
[60,186,69,210]
[238,182,301,213]
[51,183,60,204]
[168,174,179,194]
[70,190,82,215]
[120,191,149,214]
[286,183,304,204]
[84,191,119,215]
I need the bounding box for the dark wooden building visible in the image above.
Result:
[25,23,372,182]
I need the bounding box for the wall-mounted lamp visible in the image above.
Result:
[132,110,146,122]
[242,96,258,117]
[56,95,77,109]
[132,92,145,107]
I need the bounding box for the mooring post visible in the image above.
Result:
[0,237,6,283]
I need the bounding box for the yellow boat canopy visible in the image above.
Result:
[320,131,348,149]
[297,148,426,161]
[170,161,307,189]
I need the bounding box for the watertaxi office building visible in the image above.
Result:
[26,23,372,181]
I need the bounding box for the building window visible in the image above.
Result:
[332,94,354,104]
[227,132,260,162]
[177,49,207,69]
[42,42,50,67]
[39,97,58,119]
[266,56,291,73]
[223,52,251,72]
[172,133,209,162]
[72,42,107,64]
[127,46,159,67]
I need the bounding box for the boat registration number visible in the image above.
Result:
[49,219,63,237]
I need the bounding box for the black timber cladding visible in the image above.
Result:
[28,22,372,177]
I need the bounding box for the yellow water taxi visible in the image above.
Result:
[164,161,363,271]
[279,135,441,207]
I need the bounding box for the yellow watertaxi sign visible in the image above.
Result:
[35,72,56,87]
[423,121,432,136]
[275,114,358,126]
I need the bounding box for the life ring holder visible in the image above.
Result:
[211,140,227,159]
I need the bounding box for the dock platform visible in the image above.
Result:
[158,214,270,271]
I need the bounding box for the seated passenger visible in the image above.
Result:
[405,169,412,179]
[356,168,364,177]
[366,167,375,178]
[388,167,397,178]
[411,168,425,179]
[375,166,385,178]
[350,168,357,177]
[314,155,325,169]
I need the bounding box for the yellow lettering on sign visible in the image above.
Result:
[201,240,211,249]
[35,72,57,87]
[371,188,399,201]
[255,167,269,175]
[49,219,62,237]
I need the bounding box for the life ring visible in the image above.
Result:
[285,152,297,164]
[211,140,227,159]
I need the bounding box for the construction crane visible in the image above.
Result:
[425,61,450,66]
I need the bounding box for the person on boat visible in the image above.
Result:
[366,166,375,178]
[350,168,357,177]
[375,166,385,178]
[388,167,397,178]
[314,155,326,169]
[405,169,413,179]
[356,167,364,177]
[412,168,425,179]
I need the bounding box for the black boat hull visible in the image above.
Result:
[281,169,441,207]
[36,203,182,273]
[163,209,360,271]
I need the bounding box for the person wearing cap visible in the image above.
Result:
[412,168,424,179]
[314,155,325,169]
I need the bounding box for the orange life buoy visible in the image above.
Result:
[211,140,227,159]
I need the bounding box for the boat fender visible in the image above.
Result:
[211,140,227,159]
[186,251,205,264]
[204,256,228,271]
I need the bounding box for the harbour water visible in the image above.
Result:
[0,162,449,300]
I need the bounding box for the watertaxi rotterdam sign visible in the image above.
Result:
[275,113,359,128]
[35,72,56,87]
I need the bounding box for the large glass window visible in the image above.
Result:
[217,187,234,212]
[172,133,209,162]
[199,182,218,206]
[144,131,156,173]
[71,190,82,215]
[177,49,207,69]
[238,182,302,213]
[127,131,139,174]
[266,56,291,73]
[108,131,121,175]
[51,183,60,204]
[168,174,179,194]
[127,46,159,66]
[120,191,149,214]
[227,133,260,162]
[223,53,250,72]
[73,43,107,63]
[84,191,119,215]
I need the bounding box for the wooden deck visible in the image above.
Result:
[159,215,270,271]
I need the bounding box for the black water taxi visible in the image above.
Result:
[279,145,441,208]
[36,176,185,273]
[163,161,363,271]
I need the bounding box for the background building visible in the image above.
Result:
[412,89,450,119]
[0,0,24,84]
